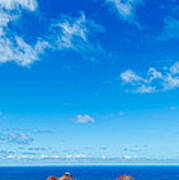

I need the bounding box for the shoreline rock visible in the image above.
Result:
[47,172,134,180]
[47,172,74,180]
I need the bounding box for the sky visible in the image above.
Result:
[0,0,179,166]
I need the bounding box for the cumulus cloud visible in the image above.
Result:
[76,114,95,124]
[120,62,179,93]
[106,0,143,23]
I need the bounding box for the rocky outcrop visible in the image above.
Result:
[47,172,74,180]
[116,175,134,180]
[47,172,134,180]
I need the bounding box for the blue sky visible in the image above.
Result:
[0,0,179,165]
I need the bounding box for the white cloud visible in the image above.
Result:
[164,74,179,90]
[0,0,38,11]
[65,154,87,159]
[0,2,104,67]
[120,62,179,93]
[39,155,61,160]
[120,69,143,83]
[0,0,50,66]
[136,85,156,94]
[56,13,88,49]
[7,133,34,144]
[106,0,143,22]
[39,154,87,160]
[28,147,48,151]
[148,67,163,82]
[170,62,179,75]
[123,155,132,160]
[52,13,105,61]
[6,154,35,160]
[101,155,107,159]
[0,36,49,66]
[0,132,33,145]
[76,114,95,124]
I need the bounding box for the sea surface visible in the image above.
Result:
[0,166,179,180]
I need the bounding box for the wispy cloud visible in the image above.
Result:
[120,69,143,83]
[0,132,34,145]
[0,0,38,11]
[33,129,53,134]
[158,17,179,41]
[105,0,144,24]
[55,13,89,49]
[119,111,124,116]
[1,152,179,164]
[99,146,108,150]
[0,0,50,67]
[27,147,48,151]
[120,62,179,93]
[122,155,132,160]
[51,13,105,61]
[0,2,104,67]
[3,154,87,160]
[0,150,15,156]
[76,114,95,124]
[6,133,34,145]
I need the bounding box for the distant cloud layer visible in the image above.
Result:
[120,62,179,93]
[0,132,33,145]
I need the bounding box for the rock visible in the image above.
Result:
[47,176,58,180]
[116,175,134,180]
[47,172,74,180]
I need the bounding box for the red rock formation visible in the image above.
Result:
[47,172,73,180]
[47,172,134,180]
[116,175,134,180]
[47,176,58,180]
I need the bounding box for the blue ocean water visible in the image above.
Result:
[0,166,179,180]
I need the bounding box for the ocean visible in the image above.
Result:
[0,166,179,180]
